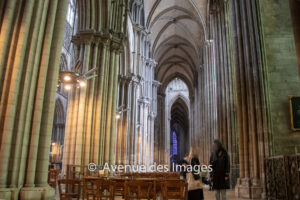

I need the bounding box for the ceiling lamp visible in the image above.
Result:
[58,60,97,91]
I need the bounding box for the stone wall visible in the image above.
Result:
[258,0,300,155]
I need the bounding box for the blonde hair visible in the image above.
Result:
[188,147,198,159]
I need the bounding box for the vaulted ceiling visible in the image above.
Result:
[144,0,209,95]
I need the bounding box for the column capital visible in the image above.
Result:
[138,97,150,105]
[149,112,157,120]
[72,31,125,50]
[145,58,158,68]
[119,73,141,85]
[132,24,147,35]
[157,92,166,98]
[152,80,161,87]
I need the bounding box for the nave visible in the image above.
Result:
[0,0,300,199]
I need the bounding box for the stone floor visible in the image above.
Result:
[204,189,237,200]
[56,188,237,200]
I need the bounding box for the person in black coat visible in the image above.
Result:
[209,140,230,200]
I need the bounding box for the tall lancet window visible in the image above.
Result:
[66,0,76,26]
[171,131,178,155]
[130,0,145,27]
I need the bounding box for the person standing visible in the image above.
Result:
[210,140,230,200]
[187,148,204,200]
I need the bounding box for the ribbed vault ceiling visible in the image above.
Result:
[145,0,208,95]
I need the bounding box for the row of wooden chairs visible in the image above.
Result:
[58,178,187,200]
[82,178,187,200]
[119,172,181,179]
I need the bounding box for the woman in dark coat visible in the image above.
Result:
[209,140,230,200]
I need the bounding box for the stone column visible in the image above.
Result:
[154,92,166,164]
[116,76,125,165]
[122,77,131,166]
[128,77,138,165]
[229,0,270,198]
[63,34,126,169]
[0,0,68,199]
[209,0,239,187]
[62,0,128,173]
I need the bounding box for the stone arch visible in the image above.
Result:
[168,91,190,162]
[50,98,66,165]
[60,53,68,71]
[168,94,190,116]
[53,98,65,125]
[160,73,194,98]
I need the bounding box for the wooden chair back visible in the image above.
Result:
[58,179,81,200]
[164,172,180,180]
[95,179,115,200]
[83,177,101,200]
[161,180,187,200]
[48,169,61,188]
[125,179,156,200]
[114,178,126,198]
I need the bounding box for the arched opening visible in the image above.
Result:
[165,78,190,165]
[149,0,205,166]
[170,97,189,164]
[50,99,66,169]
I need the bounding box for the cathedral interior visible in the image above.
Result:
[0,0,300,199]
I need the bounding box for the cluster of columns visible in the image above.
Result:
[208,0,239,187]
[207,0,271,198]
[230,0,270,198]
[115,20,158,169]
[0,0,69,199]
[63,33,123,168]
[62,0,128,170]
[197,41,218,165]
[62,0,160,173]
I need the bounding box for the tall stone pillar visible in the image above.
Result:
[209,0,239,187]
[116,75,128,165]
[208,0,270,197]
[229,0,270,198]
[117,75,135,166]
[154,93,166,164]
[62,0,128,171]
[63,34,126,169]
[0,0,68,199]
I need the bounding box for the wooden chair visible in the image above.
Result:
[94,179,115,200]
[83,177,101,200]
[48,169,61,188]
[164,172,180,180]
[114,178,126,198]
[161,180,187,200]
[125,179,156,200]
[58,179,81,200]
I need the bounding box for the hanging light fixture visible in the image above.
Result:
[79,79,87,87]
[64,84,72,91]
[57,60,98,91]
[116,105,129,120]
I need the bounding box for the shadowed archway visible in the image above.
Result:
[170,97,190,164]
